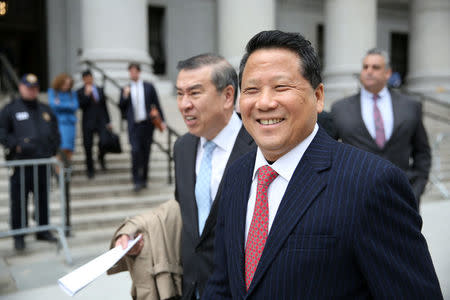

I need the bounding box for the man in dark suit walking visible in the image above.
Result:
[173,54,255,299]
[331,48,431,204]
[77,70,111,178]
[119,62,166,192]
[115,54,255,299]
[203,30,442,299]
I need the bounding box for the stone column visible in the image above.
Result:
[80,0,154,84]
[217,0,275,68]
[323,0,377,103]
[407,0,450,94]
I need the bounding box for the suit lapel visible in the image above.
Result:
[142,82,150,115]
[384,91,403,148]
[246,129,332,295]
[351,94,379,150]
[199,126,254,243]
[232,151,256,298]
[184,135,201,240]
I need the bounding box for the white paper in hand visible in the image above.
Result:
[58,234,142,296]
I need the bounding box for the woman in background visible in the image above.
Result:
[48,73,79,165]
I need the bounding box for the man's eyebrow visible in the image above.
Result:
[242,79,260,86]
[176,84,203,91]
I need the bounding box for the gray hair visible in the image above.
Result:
[177,53,238,102]
[365,48,391,69]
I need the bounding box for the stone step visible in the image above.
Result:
[0,171,174,192]
[0,150,173,175]
[0,178,174,205]
[70,158,171,174]
[0,231,112,265]
[0,226,144,262]
[0,192,173,225]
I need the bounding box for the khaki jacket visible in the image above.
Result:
[107,199,183,300]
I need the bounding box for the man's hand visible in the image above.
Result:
[115,234,144,256]
[122,86,131,98]
[84,84,93,96]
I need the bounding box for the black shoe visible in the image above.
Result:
[87,170,95,179]
[133,183,144,192]
[99,157,106,171]
[36,231,57,242]
[14,237,25,251]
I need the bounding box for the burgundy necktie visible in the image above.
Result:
[373,94,385,148]
[245,165,278,290]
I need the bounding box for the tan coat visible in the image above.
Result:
[107,199,183,300]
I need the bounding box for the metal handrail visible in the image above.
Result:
[153,126,180,184]
[401,89,450,124]
[400,89,450,200]
[80,60,180,183]
[0,53,20,98]
[0,157,73,264]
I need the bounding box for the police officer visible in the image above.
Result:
[0,74,60,250]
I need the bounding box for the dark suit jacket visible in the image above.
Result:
[77,85,110,131]
[317,110,336,139]
[331,90,431,201]
[203,128,442,299]
[173,126,255,299]
[118,81,165,139]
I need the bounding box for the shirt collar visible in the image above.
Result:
[252,123,319,182]
[131,79,143,86]
[361,86,389,99]
[199,111,242,152]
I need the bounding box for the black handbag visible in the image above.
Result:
[99,128,122,154]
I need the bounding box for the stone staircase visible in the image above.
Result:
[0,94,187,260]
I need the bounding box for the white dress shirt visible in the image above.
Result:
[195,111,242,202]
[360,86,394,141]
[131,80,147,122]
[245,123,319,244]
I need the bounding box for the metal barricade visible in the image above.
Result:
[0,157,72,264]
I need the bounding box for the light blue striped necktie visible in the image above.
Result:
[195,140,217,235]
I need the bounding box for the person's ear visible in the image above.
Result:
[314,83,324,114]
[385,68,393,82]
[223,85,235,109]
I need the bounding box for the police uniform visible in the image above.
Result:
[0,76,60,248]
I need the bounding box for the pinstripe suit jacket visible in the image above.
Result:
[203,128,442,299]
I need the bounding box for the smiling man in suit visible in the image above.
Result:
[331,48,431,205]
[203,30,442,299]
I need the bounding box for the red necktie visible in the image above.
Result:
[245,165,278,290]
[373,94,386,148]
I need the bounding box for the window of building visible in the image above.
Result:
[148,5,166,75]
[390,32,409,84]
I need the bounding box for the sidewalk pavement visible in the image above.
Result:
[1,200,449,299]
